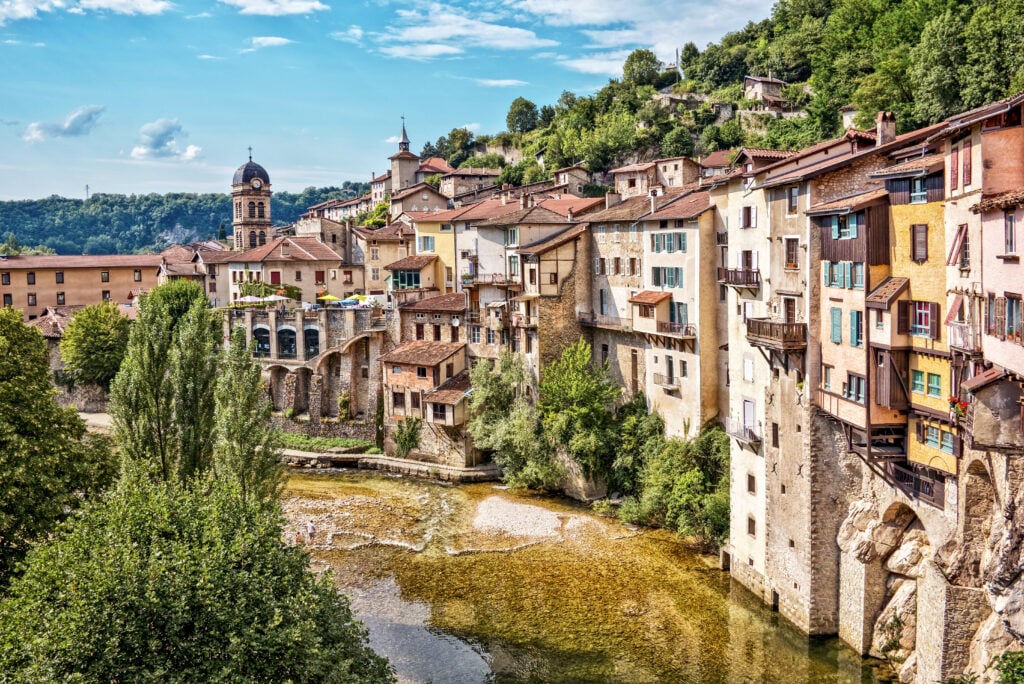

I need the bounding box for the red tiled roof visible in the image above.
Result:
[426,371,472,405]
[160,244,195,263]
[869,153,945,179]
[611,161,656,174]
[380,340,464,366]
[536,197,604,217]
[646,191,711,221]
[384,254,437,271]
[235,237,343,263]
[929,91,1024,142]
[518,224,587,256]
[738,147,796,161]
[400,292,466,313]
[474,205,573,227]
[417,157,454,174]
[865,277,909,310]
[700,149,734,168]
[972,189,1024,213]
[806,188,889,216]
[0,254,163,269]
[372,171,391,183]
[585,186,696,223]
[26,308,71,338]
[196,247,236,264]
[629,291,672,305]
[391,183,446,201]
[353,221,414,242]
[389,150,419,161]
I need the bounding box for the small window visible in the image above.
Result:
[927,373,942,397]
[912,370,925,393]
[784,238,799,268]
[911,224,929,262]
[3,293,12,306]
[295,271,302,281]
[27,272,36,285]
[27,293,36,306]
[0,272,8,286]
[549,272,558,285]
[823,365,832,391]
[134,269,142,282]
[392,391,405,409]
[787,186,799,214]
[392,366,402,374]
[771,422,779,448]
[410,393,421,410]
[101,290,110,302]
[747,474,756,494]
[55,271,64,284]
[56,292,65,305]
[417,367,427,379]
[747,516,756,537]
[910,177,927,204]
[639,304,655,318]
[98,271,107,283]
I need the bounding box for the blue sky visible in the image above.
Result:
[1,0,773,200]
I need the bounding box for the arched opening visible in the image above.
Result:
[277,327,296,359]
[248,201,256,218]
[257,202,265,218]
[317,351,342,418]
[248,231,257,248]
[293,367,312,415]
[258,230,266,246]
[952,460,997,587]
[252,327,271,357]
[304,327,320,358]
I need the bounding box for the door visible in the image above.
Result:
[783,298,796,323]
[743,399,755,431]
[741,250,753,270]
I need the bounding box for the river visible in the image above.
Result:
[284,471,887,683]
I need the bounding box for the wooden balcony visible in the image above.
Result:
[746,318,807,351]
[888,461,945,509]
[512,314,538,328]
[725,417,761,452]
[657,321,696,338]
[652,372,681,391]
[947,321,982,354]
[578,313,631,332]
[464,273,521,289]
[717,267,761,289]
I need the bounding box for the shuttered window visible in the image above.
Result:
[951,145,959,190]
[911,224,928,262]
[823,262,831,286]
[830,307,842,344]
[850,310,863,347]
[897,301,910,334]
[963,139,972,186]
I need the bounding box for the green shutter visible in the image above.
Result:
[850,310,860,346]
[680,232,687,252]
[681,303,688,325]
[676,267,683,285]
[831,216,840,239]
[844,261,853,288]
[823,262,831,286]
[831,308,842,343]
[849,213,859,238]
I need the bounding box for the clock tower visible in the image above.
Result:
[231,149,272,250]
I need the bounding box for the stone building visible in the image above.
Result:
[224,236,351,303]
[610,157,700,199]
[231,154,273,250]
[352,220,414,295]
[439,167,500,198]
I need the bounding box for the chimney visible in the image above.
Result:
[567,207,574,222]
[650,189,657,215]
[605,191,622,210]
[876,111,896,146]
[520,194,527,210]
[280,241,290,257]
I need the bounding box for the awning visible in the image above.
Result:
[485,301,507,308]
[962,366,1006,393]
[511,293,539,302]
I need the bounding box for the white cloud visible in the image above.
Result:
[0,0,66,25]
[78,0,172,15]
[581,28,645,49]
[384,135,401,144]
[374,2,557,60]
[23,104,105,142]
[474,78,528,87]
[461,122,481,133]
[197,54,222,60]
[219,0,326,16]
[130,118,201,161]
[241,35,294,52]
[558,49,632,76]
[330,25,363,45]
[186,10,211,17]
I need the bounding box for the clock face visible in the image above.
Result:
[252,179,262,189]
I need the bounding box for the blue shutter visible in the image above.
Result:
[680,232,687,252]
[850,310,858,346]
[681,303,688,325]
[823,262,831,286]
[844,262,853,288]
[677,267,684,286]
[831,308,842,343]
[850,213,859,238]
[666,233,674,252]
[831,216,840,239]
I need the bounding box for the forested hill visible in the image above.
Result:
[0,183,368,255]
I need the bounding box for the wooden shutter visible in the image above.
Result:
[831,216,840,239]
[946,225,968,266]
[912,224,928,262]
[897,301,910,334]
[951,146,959,190]
[850,213,859,239]
[831,308,842,343]
[844,262,853,288]
[681,232,687,252]
[823,262,831,286]
[963,139,972,186]
[996,297,1007,340]
[930,302,940,339]
[952,434,962,458]
[916,420,924,443]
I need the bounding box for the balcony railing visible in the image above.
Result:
[889,462,945,509]
[948,321,982,353]
[511,314,538,327]
[725,417,762,447]
[716,231,728,245]
[466,273,519,287]
[578,313,631,331]
[717,267,761,287]
[657,321,697,337]
[652,373,681,389]
[745,318,807,351]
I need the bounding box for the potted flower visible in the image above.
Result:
[948,396,968,418]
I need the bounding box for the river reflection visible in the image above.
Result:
[285,472,885,684]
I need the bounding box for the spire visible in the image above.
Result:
[398,116,410,152]
[248,145,253,162]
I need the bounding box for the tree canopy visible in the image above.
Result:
[59,302,131,389]
[506,97,540,133]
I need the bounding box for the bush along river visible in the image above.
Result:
[284,472,888,683]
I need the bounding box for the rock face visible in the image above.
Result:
[870,579,917,660]
[837,500,917,564]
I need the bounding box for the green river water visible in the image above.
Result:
[284,471,887,684]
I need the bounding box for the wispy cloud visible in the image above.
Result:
[0,0,66,25]
[474,78,528,87]
[3,38,46,46]
[186,10,211,17]
[130,118,201,161]
[373,3,557,61]
[78,0,172,15]
[240,35,294,52]
[557,49,632,75]
[197,54,222,60]
[462,122,481,133]
[23,104,105,142]
[219,0,326,16]
[330,25,363,45]
[384,135,401,144]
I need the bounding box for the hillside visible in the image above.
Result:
[0,183,368,255]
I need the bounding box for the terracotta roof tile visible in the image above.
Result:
[536,197,605,216]
[235,237,343,263]
[384,254,437,271]
[931,91,1024,141]
[474,205,573,227]
[972,189,1024,213]
[26,308,71,338]
[646,191,711,221]
[865,277,909,309]
[700,149,734,168]
[353,221,414,241]
[400,292,467,313]
[391,183,446,201]
[869,153,945,179]
[417,157,454,174]
[585,186,695,223]
[611,161,656,174]
[380,341,464,366]
[806,188,889,215]
[629,291,672,305]
[518,224,587,256]
[0,254,163,269]
[426,370,472,405]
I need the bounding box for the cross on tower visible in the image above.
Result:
[248,146,253,161]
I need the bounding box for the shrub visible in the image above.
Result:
[394,417,422,459]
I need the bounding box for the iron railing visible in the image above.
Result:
[717,267,761,287]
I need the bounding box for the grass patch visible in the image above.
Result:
[276,432,373,453]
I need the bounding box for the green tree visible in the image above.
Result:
[538,339,620,479]
[611,394,664,497]
[217,221,227,240]
[0,473,394,683]
[110,282,218,484]
[460,153,505,169]
[623,49,662,86]
[506,97,540,133]
[0,308,116,581]
[394,417,422,458]
[660,126,695,157]
[59,302,131,389]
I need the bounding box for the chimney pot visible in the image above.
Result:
[876,111,896,146]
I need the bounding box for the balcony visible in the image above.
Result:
[717,267,761,289]
[725,417,762,451]
[511,314,538,328]
[716,231,728,245]
[888,461,945,509]
[652,373,681,391]
[579,313,631,332]
[656,321,696,337]
[948,321,982,354]
[745,318,807,352]
[464,273,520,289]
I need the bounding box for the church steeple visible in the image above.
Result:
[398,116,410,153]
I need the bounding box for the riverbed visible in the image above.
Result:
[284,471,886,683]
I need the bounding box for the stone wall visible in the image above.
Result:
[270,415,375,441]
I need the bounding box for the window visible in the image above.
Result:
[912,370,925,394]
[963,139,972,186]
[741,206,755,228]
[940,430,954,454]
[417,367,427,379]
[876,309,884,329]
[911,224,928,262]
[55,271,64,284]
[392,365,402,374]
[487,328,495,345]
[772,422,779,448]
[370,247,379,261]
[785,238,799,268]
[850,310,863,347]
[505,227,519,246]
[845,374,866,403]
[1006,212,1017,254]
[392,391,405,409]
[639,304,655,318]
[628,178,637,188]
[508,255,519,276]
[27,293,36,306]
[451,325,458,342]
[747,516,756,537]
[787,186,799,214]
[440,223,453,232]
[601,343,609,363]
[927,373,942,397]
[925,425,940,448]
[433,404,447,421]
[433,324,442,341]
[415,323,424,341]
[410,393,421,410]
[371,267,380,281]
[959,228,970,269]
[852,262,865,290]
[25,271,37,285]
[257,202,265,219]
[1006,295,1022,339]
[471,326,481,343]
[418,236,435,252]
[830,308,842,344]
[911,301,932,337]
[747,474,756,494]
[951,145,959,191]
[910,177,927,204]
[101,290,110,302]
[597,258,605,276]
[549,272,558,285]
[823,365,832,391]
[0,272,8,285]
[56,292,65,305]
[295,271,302,282]
[2,294,10,306]
[629,257,637,276]
[681,360,688,377]
[613,257,621,275]
[629,224,638,242]
[315,270,326,284]
[596,225,606,242]
[248,202,256,218]
[665,233,675,253]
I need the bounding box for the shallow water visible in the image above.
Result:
[285,471,887,684]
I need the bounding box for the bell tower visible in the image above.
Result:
[389,118,420,193]
[231,148,272,250]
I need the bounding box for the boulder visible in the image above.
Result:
[870,580,917,661]
[897,650,917,684]
[885,528,931,578]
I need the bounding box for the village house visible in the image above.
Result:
[743,75,787,112]
[352,220,414,295]
[224,236,351,303]
[610,157,701,199]
[438,167,501,199]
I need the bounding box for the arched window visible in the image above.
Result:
[257,202,265,219]
[252,328,271,357]
[248,201,256,218]
[258,231,266,246]
[304,328,320,357]
[277,328,297,359]
[248,231,257,248]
